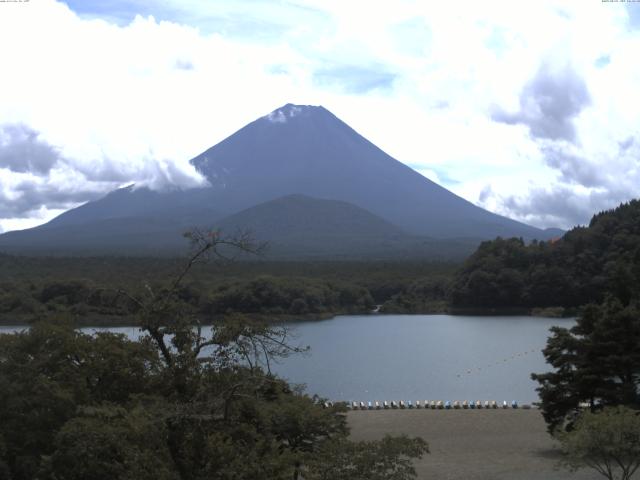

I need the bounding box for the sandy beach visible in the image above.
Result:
[348,409,600,480]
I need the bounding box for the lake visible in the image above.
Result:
[0,314,573,403]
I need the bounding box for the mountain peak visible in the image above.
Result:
[261,103,326,124]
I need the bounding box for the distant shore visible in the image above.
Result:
[0,311,339,328]
[348,409,599,480]
[0,307,576,328]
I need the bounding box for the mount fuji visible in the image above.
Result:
[0,104,560,258]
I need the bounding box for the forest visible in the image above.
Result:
[2,202,640,479]
[449,200,640,311]
[3,201,640,325]
[0,254,456,325]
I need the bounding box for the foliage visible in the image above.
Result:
[450,200,640,309]
[380,276,450,313]
[307,435,428,480]
[205,275,374,315]
[532,298,640,432]
[0,231,428,479]
[556,406,640,480]
[0,256,459,323]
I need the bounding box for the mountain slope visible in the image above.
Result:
[191,103,553,239]
[0,103,559,257]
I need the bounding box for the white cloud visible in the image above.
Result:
[0,0,639,232]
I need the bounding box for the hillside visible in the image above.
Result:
[214,194,477,259]
[449,199,640,309]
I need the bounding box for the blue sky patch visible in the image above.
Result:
[313,65,397,94]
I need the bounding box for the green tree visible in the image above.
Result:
[532,298,640,432]
[556,406,640,480]
[47,403,177,480]
[0,229,429,479]
[307,435,428,480]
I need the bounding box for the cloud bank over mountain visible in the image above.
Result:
[1,0,639,232]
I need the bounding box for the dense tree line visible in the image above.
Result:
[205,276,374,316]
[0,276,373,323]
[450,200,640,309]
[0,256,458,323]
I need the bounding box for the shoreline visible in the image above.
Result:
[0,309,577,328]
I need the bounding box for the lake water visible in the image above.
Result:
[0,314,573,403]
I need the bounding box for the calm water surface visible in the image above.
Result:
[0,314,574,402]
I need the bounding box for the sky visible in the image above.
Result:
[1,0,639,233]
